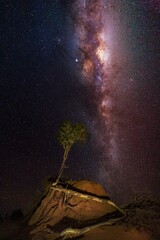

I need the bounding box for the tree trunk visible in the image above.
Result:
[55,145,71,184]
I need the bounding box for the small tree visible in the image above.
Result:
[55,121,87,185]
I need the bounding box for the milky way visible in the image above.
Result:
[70,0,160,202]
[72,0,121,177]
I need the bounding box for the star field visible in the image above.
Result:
[0,0,160,214]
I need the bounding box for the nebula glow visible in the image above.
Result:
[72,0,119,165]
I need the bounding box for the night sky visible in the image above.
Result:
[0,0,160,215]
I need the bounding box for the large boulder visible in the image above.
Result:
[29,179,122,240]
[71,179,109,196]
[63,180,116,220]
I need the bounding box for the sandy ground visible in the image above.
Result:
[78,225,151,240]
[0,221,152,240]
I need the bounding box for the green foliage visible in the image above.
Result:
[57,121,87,149]
[56,121,87,184]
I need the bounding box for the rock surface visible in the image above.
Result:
[29,179,122,240]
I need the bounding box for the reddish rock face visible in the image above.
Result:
[62,180,115,221]
[29,180,121,240]
[71,180,109,197]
